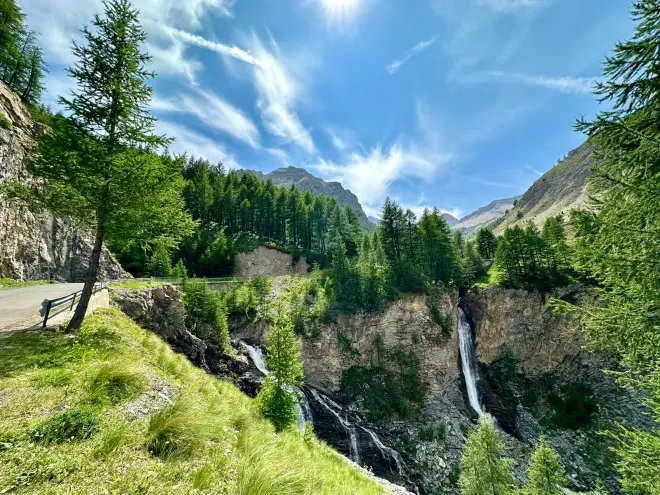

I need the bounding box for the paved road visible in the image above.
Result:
[0,283,84,330]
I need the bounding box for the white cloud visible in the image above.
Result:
[467,71,598,94]
[164,26,259,65]
[398,202,462,220]
[525,164,544,175]
[250,35,316,154]
[152,89,261,148]
[156,119,241,169]
[386,37,437,74]
[19,0,235,79]
[477,0,542,12]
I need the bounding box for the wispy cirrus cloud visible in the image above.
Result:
[164,26,260,65]
[476,0,543,12]
[386,36,437,74]
[465,70,598,94]
[152,90,261,148]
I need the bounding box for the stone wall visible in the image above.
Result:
[0,82,127,282]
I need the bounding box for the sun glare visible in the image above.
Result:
[321,0,361,19]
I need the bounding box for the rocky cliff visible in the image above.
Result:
[233,246,309,278]
[0,82,127,282]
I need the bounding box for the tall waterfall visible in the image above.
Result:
[309,388,360,464]
[458,308,484,417]
[360,426,406,476]
[240,341,312,431]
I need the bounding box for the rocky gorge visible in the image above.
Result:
[108,273,654,495]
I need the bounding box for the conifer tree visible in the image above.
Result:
[258,304,304,432]
[146,241,172,277]
[524,436,568,495]
[5,0,193,329]
[459,415,515,495]
[558,2,660,491]
[476,228,498,259]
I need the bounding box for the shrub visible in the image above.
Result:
[0,113,12,130]
[418,421,446,442]
[32,407,100,443]
[431,306,453,338]
[548,383,598,429]
[86,362,147,405]
[337,332,360,356]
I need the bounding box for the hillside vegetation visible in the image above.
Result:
[492,143,594,234]
[0,308,387,494]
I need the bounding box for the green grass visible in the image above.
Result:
[474,263,504,288]
[109,280,167,292]
[0,308,387,494]
[0,278,59,290]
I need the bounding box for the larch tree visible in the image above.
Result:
[258,303,304,432]
[558,1,660,492]
[4,0,193,329]
[459,415,515,495]
[524,436,568,495]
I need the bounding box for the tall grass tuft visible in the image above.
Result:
[86,361,147,405]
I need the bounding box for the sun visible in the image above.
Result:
[320,0,361,19]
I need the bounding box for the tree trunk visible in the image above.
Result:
[67,225,104,330]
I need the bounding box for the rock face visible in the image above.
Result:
[0,82,127,282]
[463,285,655,493]
[111,284,261,395]
[233,246,309,278]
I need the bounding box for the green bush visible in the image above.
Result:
[0,113,12,130]
[418,421,446,442]
[181,279,230,352]
[548,383,599,429]
[32,407,100,443]
[431,306,453,338]
[337,332,360,356]
[341,340,426,422]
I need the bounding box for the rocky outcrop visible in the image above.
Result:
[233,246,309,278]
[111,284,262,395]
[0,82,127,282]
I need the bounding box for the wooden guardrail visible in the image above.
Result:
[39,282,109,328]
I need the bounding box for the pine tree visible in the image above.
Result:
[524,436,567,495]
[258,304,304,432]
[4,0,193,330]
[459,415,515,495]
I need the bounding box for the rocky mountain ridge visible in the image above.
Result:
[453,196,520,236]
[0,82,126,281]
[492,142,594,233]
[238,166,372,229]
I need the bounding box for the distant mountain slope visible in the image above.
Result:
[453,196,520,236]
[442,213,459,227]
[239,167,371,229]
[492,142,595,234]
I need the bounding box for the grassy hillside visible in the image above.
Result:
[0,308,386,495]
[492,143,594,234]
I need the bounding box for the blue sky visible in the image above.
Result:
[22,0,632,218]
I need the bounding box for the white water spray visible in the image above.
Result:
[361,426,407,476]
[458,308,484,417]
[240,341,312,432]
[309,388,360,464]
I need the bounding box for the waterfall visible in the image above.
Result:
[309,388,360,464]
[360,426,407,476]
[240,341,312,432]
[458,308,484,417]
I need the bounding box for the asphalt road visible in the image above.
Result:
[0,283,84,331]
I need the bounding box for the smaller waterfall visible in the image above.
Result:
[458,308,484,417]
[360,427,407,476]
[240,341,312,432]
[309,388,360,464]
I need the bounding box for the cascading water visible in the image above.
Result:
[360,426,406,476]
[309,388,360,464]
[458,308,484,417]
[240,341,312,432]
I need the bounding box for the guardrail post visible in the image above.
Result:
[70,292,77,310]
[41,300,52,328]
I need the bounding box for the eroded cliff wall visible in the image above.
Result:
[0,83,127,281]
